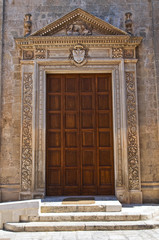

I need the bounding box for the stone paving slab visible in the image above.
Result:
[1,229,159,240]
[4,220,159,232]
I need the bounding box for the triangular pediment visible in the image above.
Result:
[31,8,128,37]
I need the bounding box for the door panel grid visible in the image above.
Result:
[46,74,114,195]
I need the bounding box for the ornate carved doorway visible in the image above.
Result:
[46,73,114,195]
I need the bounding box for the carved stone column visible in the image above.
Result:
[125,71,142,203]
[20,72,33,200]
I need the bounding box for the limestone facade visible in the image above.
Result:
[0,0,159,204]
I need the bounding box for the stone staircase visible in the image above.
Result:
[4,196,159,232]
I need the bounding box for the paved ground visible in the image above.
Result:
[1,229,159,240]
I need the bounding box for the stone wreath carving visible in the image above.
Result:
[66,20,92,36]
[21,73,33,191]
[126,72,140,190]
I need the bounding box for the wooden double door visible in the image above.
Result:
[46,73,114,196]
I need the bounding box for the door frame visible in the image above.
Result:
[19,58,142,203]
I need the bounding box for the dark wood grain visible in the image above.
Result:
[46,74,114,196]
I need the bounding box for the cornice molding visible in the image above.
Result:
[15,35,142,49]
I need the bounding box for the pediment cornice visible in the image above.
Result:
[30,8,127,37]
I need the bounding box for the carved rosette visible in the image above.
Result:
[21,73,33,191]
[124,49,134,59]
[23,50,34,60]
[126,72,140,190]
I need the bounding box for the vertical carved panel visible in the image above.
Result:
[126,72,140,190]
[21,73,33,191]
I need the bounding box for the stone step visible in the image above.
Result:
[4,220,159,232]
[20,211,153,222]
[41,196,122,213]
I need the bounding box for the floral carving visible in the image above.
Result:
[21,73,33,191]
[112,48,123,58]
[126,72,140,190]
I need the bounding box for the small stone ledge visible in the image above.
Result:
[0,200,40,229]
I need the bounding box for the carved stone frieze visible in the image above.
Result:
[21,73,33,191]
[69,44,88,66]
[23,50,34,60]
[124,49,134,59]
[0,177,9,185]
[66,20,92,36]
[112,48,123,58]
[35,48,46,59]
[126,72,140,190]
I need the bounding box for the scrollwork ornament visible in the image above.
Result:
[21,73,33,191]
[126,72,140,190]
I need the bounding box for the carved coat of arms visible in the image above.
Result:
[69,44,88,66]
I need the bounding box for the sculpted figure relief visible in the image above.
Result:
[66,21,92,36]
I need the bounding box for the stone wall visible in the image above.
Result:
[0,0,159,202]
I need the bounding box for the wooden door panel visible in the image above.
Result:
[99,131,111,147]
[99,150,112,166]
[46,73,114,196]
[65,150,78,167]
[97,76,110,92]
[48,95,61,110]
[98,113,111,128]
[98,95,110,110]
[48,114,61,129]
[82,150,94,166]
[48,150,61,167]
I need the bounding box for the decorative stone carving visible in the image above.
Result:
[125,12,133,34]
[24,13,32,37]
[23,50,34,60]
[126,72,140,190]
[35,49,46,59]
[0,177,9,185]
[124,49,134,59]
[21,73,33,191]
[112,48,123,58]
[69,44,88,66]
[66,20,92,36]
